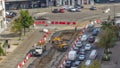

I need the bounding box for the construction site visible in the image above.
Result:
[29,29,82,68]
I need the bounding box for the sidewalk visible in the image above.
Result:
[0,28,45,68]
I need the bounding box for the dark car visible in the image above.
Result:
[52,9,59,13]
[88,36,95,43]
[6,11,17,18]
[74,4,84,9]
[79,48,86,55]
[65,60,73,68]
[34,16,49,20]
[74,47,80,54]
[92,28,100,36]
[71,61,81,68]
[90,6,97,10]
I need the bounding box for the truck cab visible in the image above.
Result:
[32,46,46,56]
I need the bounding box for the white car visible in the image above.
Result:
[81,35,88,41]
[85,60,92,66]
[85,44,91,50]
[76,41,82,47]
[70,8,76,12]
[78,55,85,61]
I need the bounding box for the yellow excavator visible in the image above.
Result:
[52,37,63,44]
[52,37,68,51]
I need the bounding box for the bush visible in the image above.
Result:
[102,54,111,61]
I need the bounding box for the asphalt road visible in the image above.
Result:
[0,29,45,68]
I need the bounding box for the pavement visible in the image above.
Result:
[0,28,45,68]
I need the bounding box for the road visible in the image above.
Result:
[0,29,45,68]
[1,3,120,68]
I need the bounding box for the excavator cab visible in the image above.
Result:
[52,37,62,44]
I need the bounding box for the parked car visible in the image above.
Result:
[34,16,49,20]
[59,8,65,13]
[6,11,17,18]
[88,36,95,43]
[63,6,74,10]
[71,61,81,68]
[69,8,76,12]
[85,60,92,66]
[65,60,73,68]
[75,8,81,12]
[52,9,59,13]
[78,54,85,61]
[85,44,92,50]
[76,41,83,48]
[90,6,97,10]
[74,4,84,9]
[81,34,88,41]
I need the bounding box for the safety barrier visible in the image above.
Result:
[16,53,32,68]
[16,28,51,68]
[59,19,102,68]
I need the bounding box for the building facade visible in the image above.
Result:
[5,0,95,10]
[0,0,7,33]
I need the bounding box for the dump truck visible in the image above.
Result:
[57,42,68,51]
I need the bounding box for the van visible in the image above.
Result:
[89,50,97,60]
[68,51,77,61]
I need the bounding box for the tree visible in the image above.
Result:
[11,18,23,39]
[19,10,34,35]
[0,46,5,56]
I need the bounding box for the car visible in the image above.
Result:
[88,36,95,43]
[74,47,80,54]
[81,34,88,41]
[90,6,97,10]
[78,54,85,61]
[92,28,100,36]
[71,61,81,68]
[63,6,74,10]
[52,9,59,13]
[6,11,17,18]
[85,44,92,50]
[85,60,92,66]
[79,49,86,55]
[75,8,81,12]
[69,8,76,12]
[74,4,84,9]
[34,16,49,20]
[65,60,73,68]
[76,41,82,48]
[59,8,65,13]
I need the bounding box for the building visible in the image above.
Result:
[0,0,7,33]
[5,0,49,10]
[5,0,94,10]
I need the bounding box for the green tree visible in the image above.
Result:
[11,18,23,39]
[20,10,34,35]
[0,46,5,56]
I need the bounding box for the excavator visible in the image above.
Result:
[52,37,68,51]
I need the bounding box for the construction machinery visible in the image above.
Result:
[52,37,68,51]
[32,40,46,56]
[52,37,63,44]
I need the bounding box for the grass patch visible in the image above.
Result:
[13,43,19,46]
[0,58,2,61]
